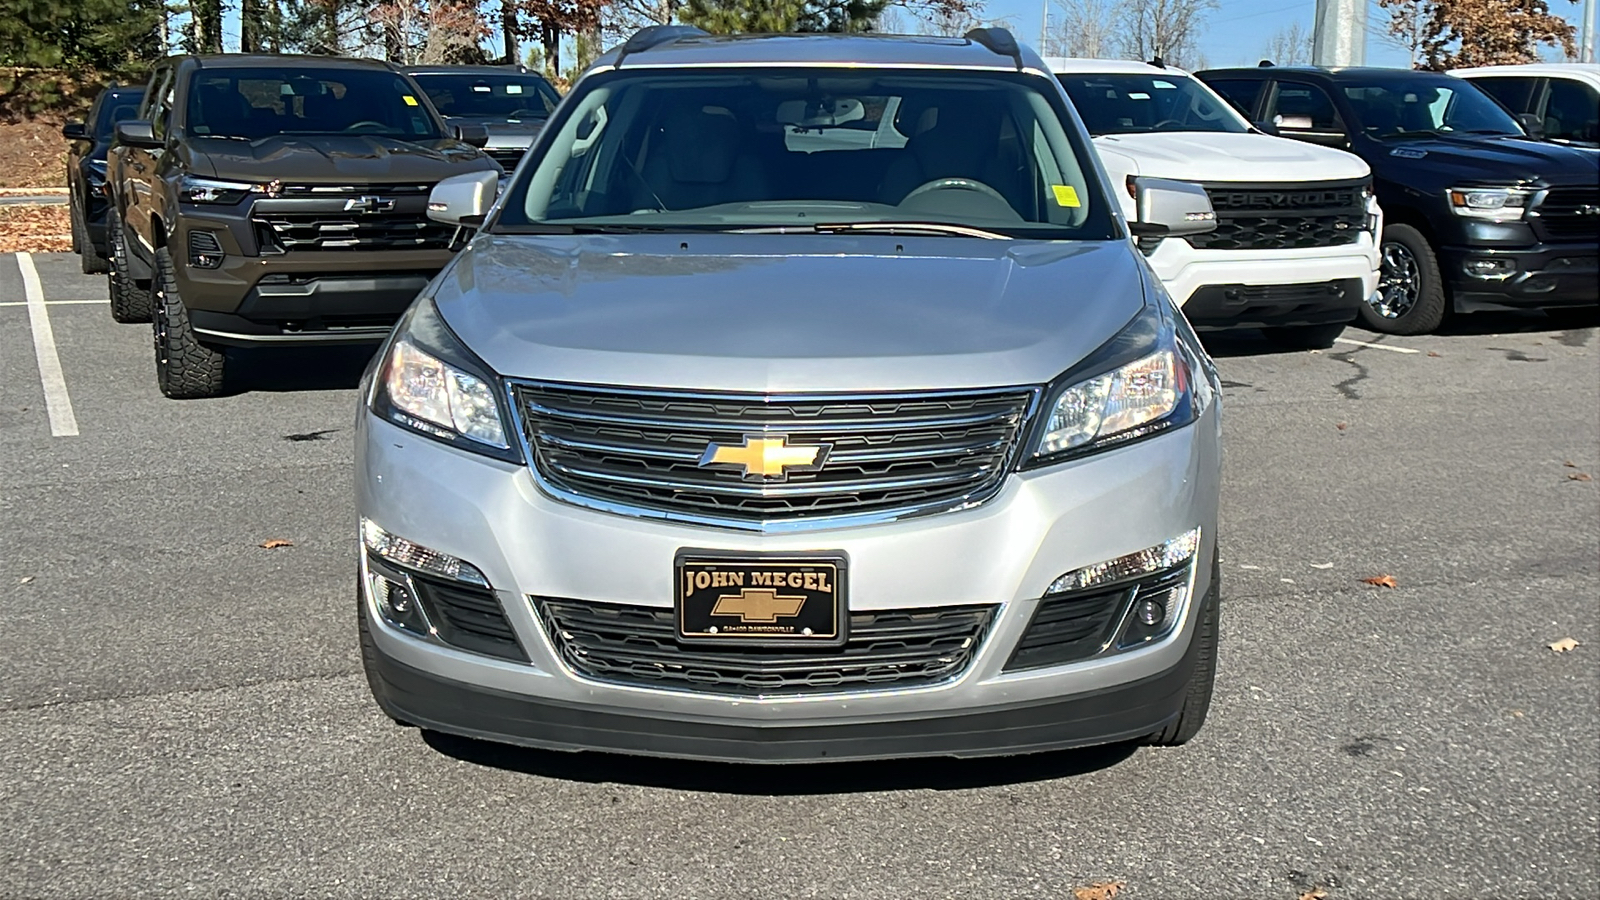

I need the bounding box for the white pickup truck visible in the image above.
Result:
[1048,58,1383,348]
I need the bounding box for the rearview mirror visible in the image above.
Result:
[454,123,489,147]
[427,170,500,227]
[115,120,161,149]
[1271,114,1348,148]
[1127,177,1216,238]
[61,121,89,140]
[776,98,866,128]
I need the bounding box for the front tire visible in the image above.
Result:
[69,195,83,254]
[1361,223,1447,334]
[1262,321,1347,350]
[1144,559,1219,747]
[152,247,227,399]
[107,207,152,323]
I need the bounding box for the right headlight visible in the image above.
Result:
[1025,304,1209,466]
[372,298,519,462]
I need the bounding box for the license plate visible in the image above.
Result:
[675,551,848,647]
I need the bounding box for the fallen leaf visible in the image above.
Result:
[1310,562,1334,569]
[1563,460,1576,467]
[259,539,294,549]
[17,575,35,585]
[1567,473,1592,482]
[1073,882,1125,900]
[1298,889,1329,900]
[1426,350,1441,358]
[1548,637,1579,653]
[1335,422,1348,431]
[1361,574,1398,588]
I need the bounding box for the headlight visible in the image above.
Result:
[178,175,263,205]
[1026,305,1204,466]
[84,159,109,184]
[373,298,518,461]
[1448,186,1534,221]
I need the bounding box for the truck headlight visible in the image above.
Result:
[178,175,264,205]
[373,299,518,461]
[1025,306,1205,466]
[1448,186,1533,221]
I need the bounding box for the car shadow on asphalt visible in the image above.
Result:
[421,730,1139,793]
[1434,307,1598,337]
[223,344,380,394]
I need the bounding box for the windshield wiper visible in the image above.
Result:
[809,221,1012,240]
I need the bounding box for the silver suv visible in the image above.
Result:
[355,27,1224,762]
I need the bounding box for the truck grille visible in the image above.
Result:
[1533,186,1600,241]
[253,211,454,252]
[511,383,1038,527]
[1188,180,1369,251]
[485,147,526,168]
[535,597,994,695]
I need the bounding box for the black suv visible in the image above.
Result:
[61,85,145,274]
[107,54,500,398]
[403,65,561,171]
[1198,66,1599,334]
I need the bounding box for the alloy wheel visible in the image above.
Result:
[1372,241,1421,320]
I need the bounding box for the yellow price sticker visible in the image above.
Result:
[402,95,419,106]
[1051,184,1081,208]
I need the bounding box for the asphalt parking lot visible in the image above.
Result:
[1,250,1595,898]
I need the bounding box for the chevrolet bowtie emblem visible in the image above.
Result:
[698,435,831,480]
[344,195,395,214]
[711,587,807,623]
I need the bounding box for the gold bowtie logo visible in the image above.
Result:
[711,587,807,623]
[698,435,831,480]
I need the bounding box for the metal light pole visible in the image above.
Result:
[1312,0,1367,67]
[1582,0,1597,63]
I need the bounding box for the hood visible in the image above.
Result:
[1094,132,1370,183]
[1370,134,1600,186]
[189,134,497,183]
[432,234,1148,393]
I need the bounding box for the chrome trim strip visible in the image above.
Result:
[519,398,1020,435]
[546,458,992,497]
[503,380,1043,534]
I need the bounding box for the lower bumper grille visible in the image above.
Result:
[535,597,995,695]
[1005,563,1191,671]
[414,576,527,662]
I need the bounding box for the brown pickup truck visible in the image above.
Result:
[108,54,500,398]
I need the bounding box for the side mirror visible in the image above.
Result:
[427,170,500,227]
[115,120,161,149]
[1127,177,1217,238]
[61,121,89,140]
[1252,119,1279,136]
[1516,112,1544,138]
[454,123,489,148]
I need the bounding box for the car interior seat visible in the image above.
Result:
[638,105,770,211]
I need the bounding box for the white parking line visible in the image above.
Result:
[1333,337,1420,355]
[17,252,80,436]
[0,298,108,307]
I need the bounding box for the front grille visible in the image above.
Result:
[1533,185,1600,241]
[1188,180,1369,251]
[274,182,434,196]
[1005,563,1191,671]
[513,384,1037,525]
[485,147,525,168]
[535,597,994,695]
[413,575,527,661]
[253,211,455,252]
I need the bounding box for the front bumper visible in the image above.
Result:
[1147,233,1381,325]
[356,398,1222,761]
[1440,243,1600,312]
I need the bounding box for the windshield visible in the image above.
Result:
[411,72,561,120]
[495,68,1117,240]
[1340,77,1524,139]
[95,92,144,141]
[185,68,442,141]
[1056,72,1248,135]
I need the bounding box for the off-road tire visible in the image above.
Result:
[358,585,416,728]
[107,208,152,323]
[79,208,109,275]
[69,197,83,254]
[1361,223,1447,335]
[1144,558,1219,747]
[152,247,227,398]
[1262,321,1347,350]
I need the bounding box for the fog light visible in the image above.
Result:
[361,518,489,586]
[1464,258,1514,280]
[1137,598,1165,626]
[187,230,224,269]
[371,572,430,635]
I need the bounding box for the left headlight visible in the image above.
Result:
[1026,306,1207,466]
[1448,186,1534,221]
[372,298,518,462]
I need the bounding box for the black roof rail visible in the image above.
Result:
[1149,55,1165,69]
[964,27,1023,71]
[615,25,709,68]
[1258,59,1275,67]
